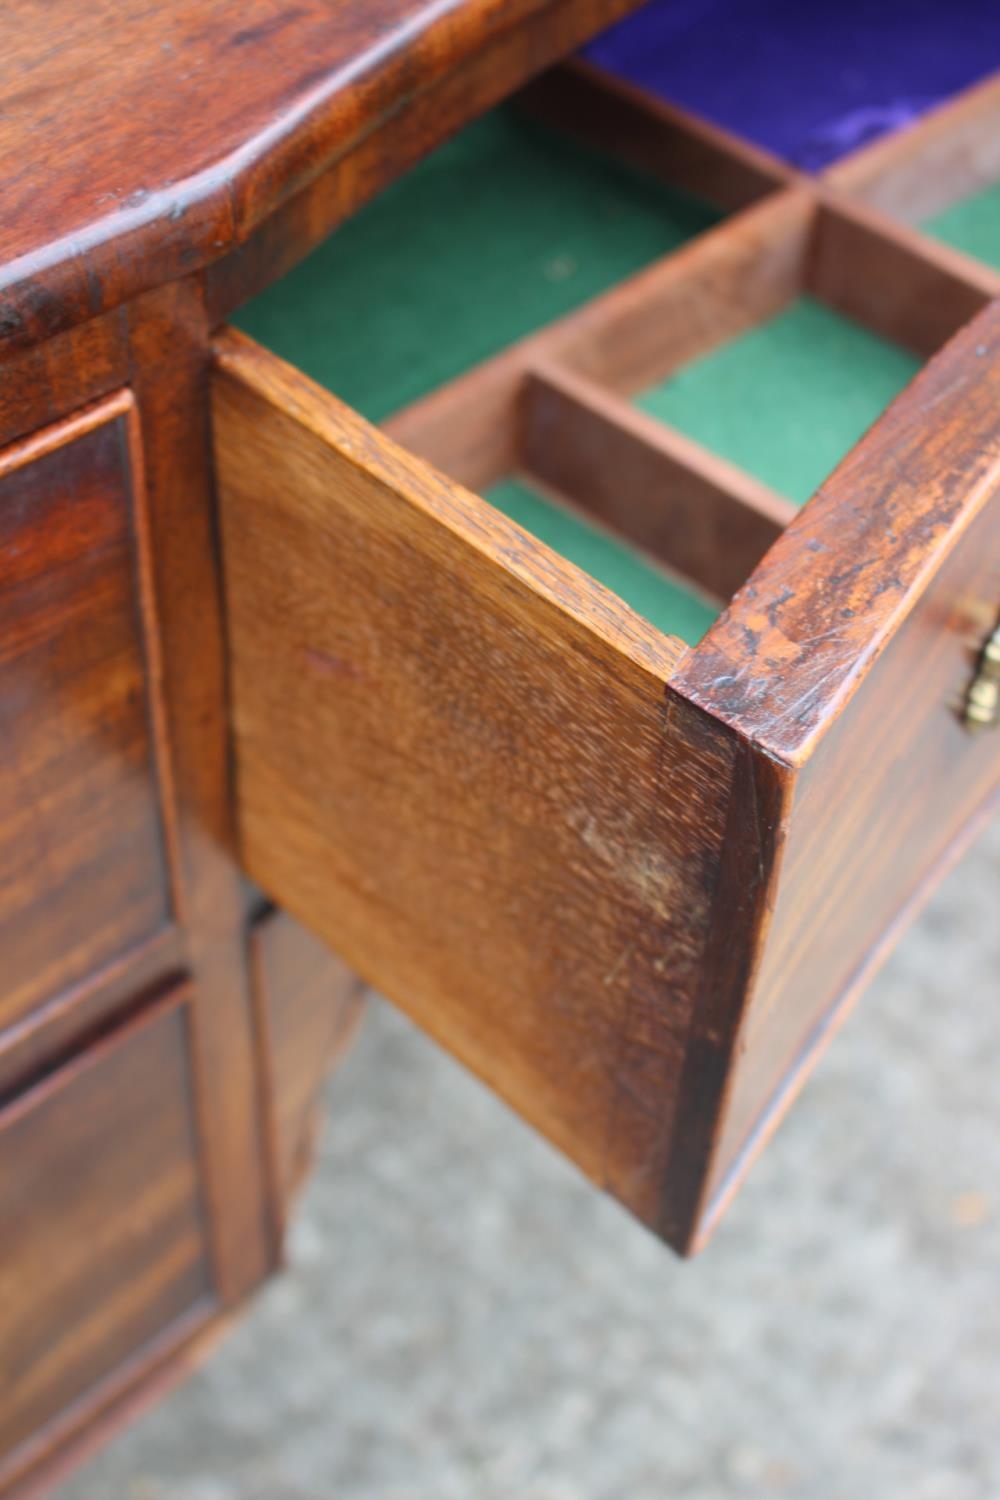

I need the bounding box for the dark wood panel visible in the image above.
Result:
[0,993,212,1477]
[0,928,185,1101]
[250,909,366,1231]
[0,310,128,451]
[0,394,174,1033]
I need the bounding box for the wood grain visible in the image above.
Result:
[213,330,757,1241]
[676,300,1000,760]
[810,198,999,358]
[0,929,185,1102]
[214,297,1000,1254]
[0,0,646,353]
[0,311,128,451]
[520,363,794,602]
[0,394,173,1034]
[517,59,793,210]
[125,281,273,1305]
[0,993,212,1483]
[673,300,1000,1240]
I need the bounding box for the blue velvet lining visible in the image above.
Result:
[586,0,1000,169]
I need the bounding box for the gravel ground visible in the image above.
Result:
[61,817,1000,1500]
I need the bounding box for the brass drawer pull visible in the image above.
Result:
[965,619,1000,732]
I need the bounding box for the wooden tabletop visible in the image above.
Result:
[0,0,641,354]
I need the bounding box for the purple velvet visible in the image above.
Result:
[585,0,1000,169]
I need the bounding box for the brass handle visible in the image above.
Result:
[965,619,1000,732]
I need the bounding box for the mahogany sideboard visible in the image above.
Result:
[2,2,999,1492]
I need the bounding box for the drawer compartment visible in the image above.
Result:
[213,65,1000,1251]
[0,992,212,1478]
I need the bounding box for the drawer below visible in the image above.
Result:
[0,992,212,1478]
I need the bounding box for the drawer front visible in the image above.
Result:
[0,394,173,1032]
[0,992,212,1476]
[673,303,1000,1243]
[687,490,1000,1237]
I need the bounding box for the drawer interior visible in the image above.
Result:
[235,110,720,423]
[925,184,1000,268]
[824,62,1000,278]
[235,84,784,647]
[586,0,1000,171]
[233,59,995,651]
[634,296,919,506]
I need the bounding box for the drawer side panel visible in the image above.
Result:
[213,334,740,1243]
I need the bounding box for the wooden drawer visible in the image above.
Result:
[0,991,212,1483]
[211,64,1000,1252]
[0,392,174,1033]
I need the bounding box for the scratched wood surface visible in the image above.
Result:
[0,0,644,354]
[674,301,1000,1241]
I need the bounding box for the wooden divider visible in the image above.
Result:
[825,71,1000,222]
[392,58,1000,623]
[516,58,795,210]
[519,365,793,601]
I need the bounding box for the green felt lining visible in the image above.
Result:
[236,106,722,644]
[924,183,1000,269]
[235,109,718,422]
[486,479,720,646]
[635,296,920,507]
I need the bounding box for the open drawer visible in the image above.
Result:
[212,63,1000,1252]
